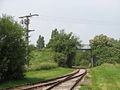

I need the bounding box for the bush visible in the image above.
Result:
[90,34,120,66]
[37,63,58,70]
[54,52,67,67]
[80,59,90,67]
[27,63,58,71]
[0,15,26,81]
[28,62,58,71]
[73,51,91,67]
[47,29,80,68]
[28,44,36,52]
[96,57,118,66]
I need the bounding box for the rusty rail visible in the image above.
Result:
[1,67,87,90]
[2,69,79,90]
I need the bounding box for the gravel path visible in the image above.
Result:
[7,69,86,90]
[40,69,86,90]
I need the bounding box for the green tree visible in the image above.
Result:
[29,44,36,51]
[89,34,120,65]
[0,15,26,81]
[89,34,113,49]
[37,35,45,50]
[47,30,81,67]
[51,28,59,39]
[47,29,59,48]
[74,50,91,67]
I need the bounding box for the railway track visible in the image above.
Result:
[2,67,87,90]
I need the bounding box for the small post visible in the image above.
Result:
[90,49,93,67]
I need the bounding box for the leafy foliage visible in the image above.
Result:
[35,62,58,70]
[51,28,59,39]
[54,52,67,67]
[0,15,26,81]
[47,29,81,67]
[36,35,45,50]
[74,50,91,67]
[28,44,36,51]
[89,34,113,49]
[89,34,120,65]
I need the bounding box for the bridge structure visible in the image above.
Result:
[76,44,93,67]
[76,44,92,50]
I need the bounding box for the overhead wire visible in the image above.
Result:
[30,14,120,25]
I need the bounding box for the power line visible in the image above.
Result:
[31,15,120,25]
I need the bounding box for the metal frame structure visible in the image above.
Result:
[76,44,93,67]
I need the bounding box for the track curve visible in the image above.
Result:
[2,67,87,90]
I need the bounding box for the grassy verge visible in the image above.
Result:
[0,49,75,89]
[29,49,56,70]
[0,67,74,88]
[80,63,120,90]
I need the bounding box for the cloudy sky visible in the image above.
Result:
[0,0,120,45]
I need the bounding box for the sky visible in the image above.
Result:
[0,0,120,45]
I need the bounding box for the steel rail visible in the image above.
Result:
[22,68,87,90]
[47,69,87,90]
[2,69,79,90]
[70,69,87,90]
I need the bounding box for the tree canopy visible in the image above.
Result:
[89,34,120,65]
[36,35,45,50]
[89,34,113,49]
[0,15,26,81]
[47,29,81,67]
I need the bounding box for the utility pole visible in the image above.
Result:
[90,49,93,67]
[19,13,39,66]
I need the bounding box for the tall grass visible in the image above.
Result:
[0,49,75,89]
[28,49,57,70]
[82,63,120,90]
[0,68,74,88]
[34,62,58,70]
